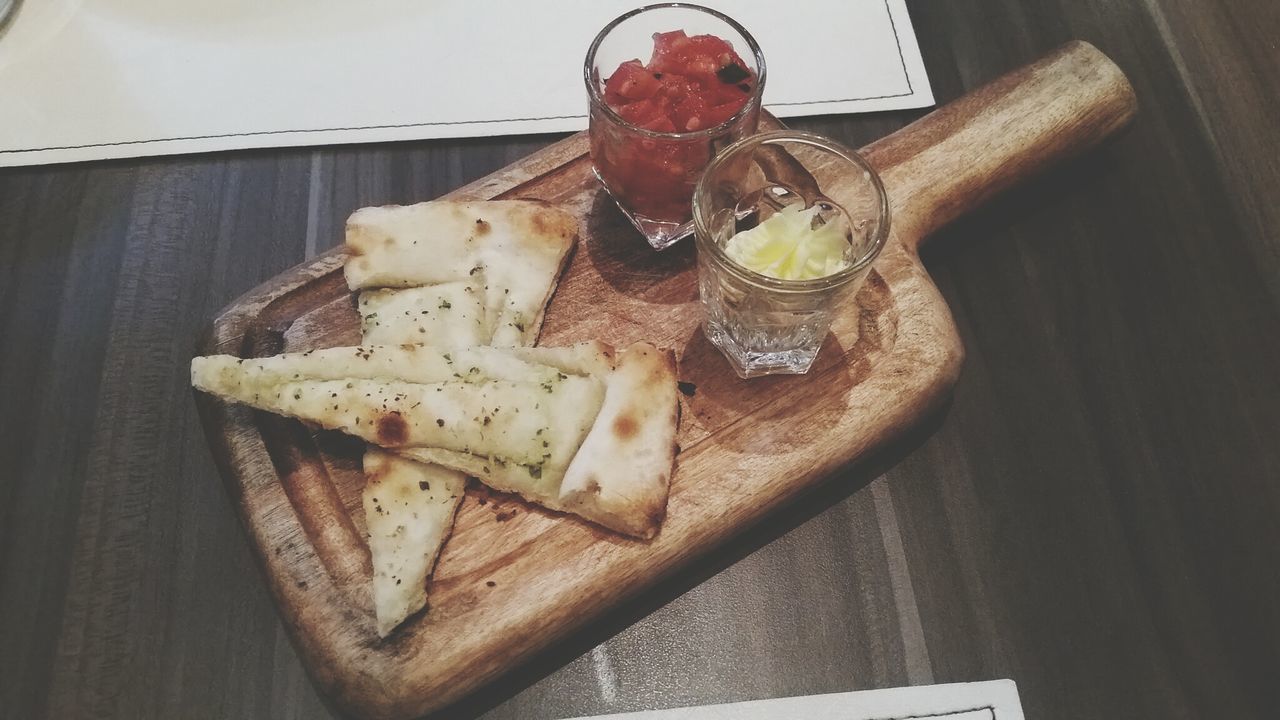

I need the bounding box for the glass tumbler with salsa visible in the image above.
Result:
[585,4,766,250]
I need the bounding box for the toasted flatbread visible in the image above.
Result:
[344,200,576,347]
[362,449,467,636]
[357,277,486,637]
[361,272,572,634]
[359,281,488,347]
[191,342,677,538]
[558,343,679,537]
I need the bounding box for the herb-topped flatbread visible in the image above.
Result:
[191,342,678,539]
[361,449,467,636]
[344,200,576,347]
[349,199,577,636]
[358,281,488,348]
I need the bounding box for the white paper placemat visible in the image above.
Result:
[565,680,1024,720]
[0,0,933,167]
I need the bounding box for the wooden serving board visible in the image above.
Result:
[195,42,1136,720]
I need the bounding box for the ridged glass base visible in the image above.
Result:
[593,167,693,250]
[703,318,822,378]
[623,212,694,251]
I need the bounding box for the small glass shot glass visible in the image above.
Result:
[692,130,890,378]
[584,3,766,250]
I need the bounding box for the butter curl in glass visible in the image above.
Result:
[585,3,766,250]
[693,131,890,378]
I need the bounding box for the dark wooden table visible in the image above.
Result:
[3,2,1278,718]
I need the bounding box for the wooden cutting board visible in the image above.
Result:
[194,41,1136,720]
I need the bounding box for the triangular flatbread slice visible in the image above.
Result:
[344,200,576,347]
[346,201,576,634]
[359,281,489,348]
[357,279,488,637]
[191,342,678,538]
[362,449,467,636]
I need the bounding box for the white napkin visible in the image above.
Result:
[564,680,1024,720]
[0,0,932,167]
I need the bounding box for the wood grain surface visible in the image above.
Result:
[2,2,1278,719]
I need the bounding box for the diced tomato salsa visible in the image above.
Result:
[604,30,758,133]
[592,30,760,222]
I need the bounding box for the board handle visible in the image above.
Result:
[863,40,1138,251]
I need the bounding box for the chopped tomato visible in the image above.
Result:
[603,30,757,133]
[616,98,678,133]
[594,29,761,222]
[649,31,741,82]
[603,60,661,104]
[705,100,747,127]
